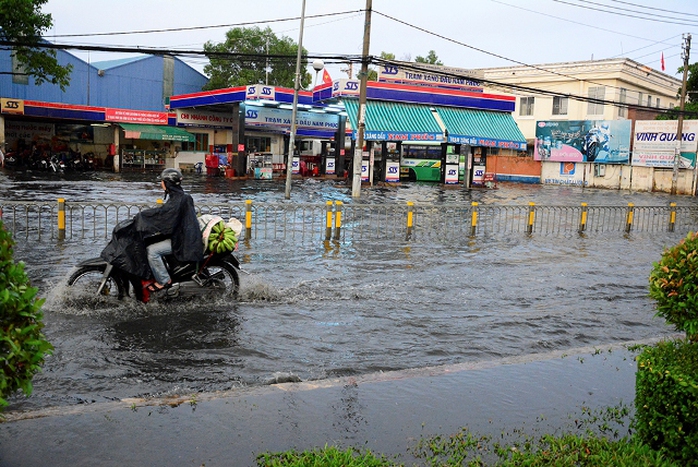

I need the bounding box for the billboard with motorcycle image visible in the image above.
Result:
[534,120,631,164]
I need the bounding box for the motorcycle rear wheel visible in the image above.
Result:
[204,261,240,299]
[67,265,125,299]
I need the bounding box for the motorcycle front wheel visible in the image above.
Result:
[67,265,126,299]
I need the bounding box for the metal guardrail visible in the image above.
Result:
[1,199,697,243]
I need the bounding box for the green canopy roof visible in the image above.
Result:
[120,123,195,143]
[342,99,444,142]
[341,98,526,149]
[435,107,526,149]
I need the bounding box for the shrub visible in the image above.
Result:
[0,221,53,408]
[635,339,698,465]
[649,231,698,341]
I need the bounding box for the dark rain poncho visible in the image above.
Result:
[100,185,203,279]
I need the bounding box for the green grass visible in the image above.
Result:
[255,435,679,467]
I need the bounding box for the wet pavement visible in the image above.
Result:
[0,340,665,467]
[0,170,692,465]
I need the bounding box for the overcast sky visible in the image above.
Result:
[43,0,696,84]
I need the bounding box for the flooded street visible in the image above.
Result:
[0,169,690,415]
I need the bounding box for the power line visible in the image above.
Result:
[577,0,698,22]
[489,0,679,46]
[608,0,698,17]
[49,10,363,38]
[0,39,685,117]
[372,9,678,98]
[551,0,698,26]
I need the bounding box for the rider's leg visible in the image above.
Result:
[146,238,172,286]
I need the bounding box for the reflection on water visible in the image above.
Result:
[0,169,687,414]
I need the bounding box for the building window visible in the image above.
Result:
[245,136,272,153]
[637,92,643,107]
[647,95,652,106]
[519,96,535,116]
[182,133,209,151]
[587,86,605,115]
[11,50,29,85]
[552,96,568,115]
[618,88,627,118]
[656,97,660,107]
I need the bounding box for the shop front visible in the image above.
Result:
[0,98,192,172]
[169,85,346,178]
[119,123,195,171]
[337,81,526,187]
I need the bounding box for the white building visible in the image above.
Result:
[474,58,681,142]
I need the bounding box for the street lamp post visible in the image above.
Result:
[284,0,308,200]
[352,0,372,199]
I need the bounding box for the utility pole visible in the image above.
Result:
[352,0,372,199]
[284,0,307,199]
[671,33,691,196]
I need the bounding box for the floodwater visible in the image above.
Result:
[0,169,691,417]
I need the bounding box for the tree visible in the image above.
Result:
[367,51,395,81]
[415,50,443,66]
[203,26,311,90]
[0,0,72,90]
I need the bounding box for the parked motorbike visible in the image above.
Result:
[67,221,242,303]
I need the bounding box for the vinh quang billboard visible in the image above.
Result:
[534,120,631,164]
[632,120,698,169]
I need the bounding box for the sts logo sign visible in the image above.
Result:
[245,109,258,119]
[382,65,398,75]
[344,81,359,91]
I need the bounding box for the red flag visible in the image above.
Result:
[661,52,666,71]
[322,69,332,84]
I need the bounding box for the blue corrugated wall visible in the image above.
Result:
[0,47,208,111]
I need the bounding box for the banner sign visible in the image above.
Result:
[378,64,483,92]
[332,79,360,98]
[534,120,631,164]
[176,109,236,128]
[1,98,25,115]
[385,161,400,182]
[632,120,698,169]
[325,157,336,175]
[244,106,339,132]
[105,108,168,124]
[246,85,276,101]
[363,130,443,142]
[4,120,54,142]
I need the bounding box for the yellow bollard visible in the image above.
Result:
[625,203,634,233]
[669,202,676,232]
[470,201,478,237]
[325,201,333,241]
[58,198,66,240]
[527,202,535,235]
[245,199,253,240]
[406,201,414,240]
[334,201,343,241]
[579,202,588,233]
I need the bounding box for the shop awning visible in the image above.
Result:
[342,99,444,142]
[435,107,527,150]
[119,123,195,143]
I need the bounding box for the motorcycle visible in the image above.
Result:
[67,221,242,303]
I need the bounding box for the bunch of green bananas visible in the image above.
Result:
[207,221,238,254]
